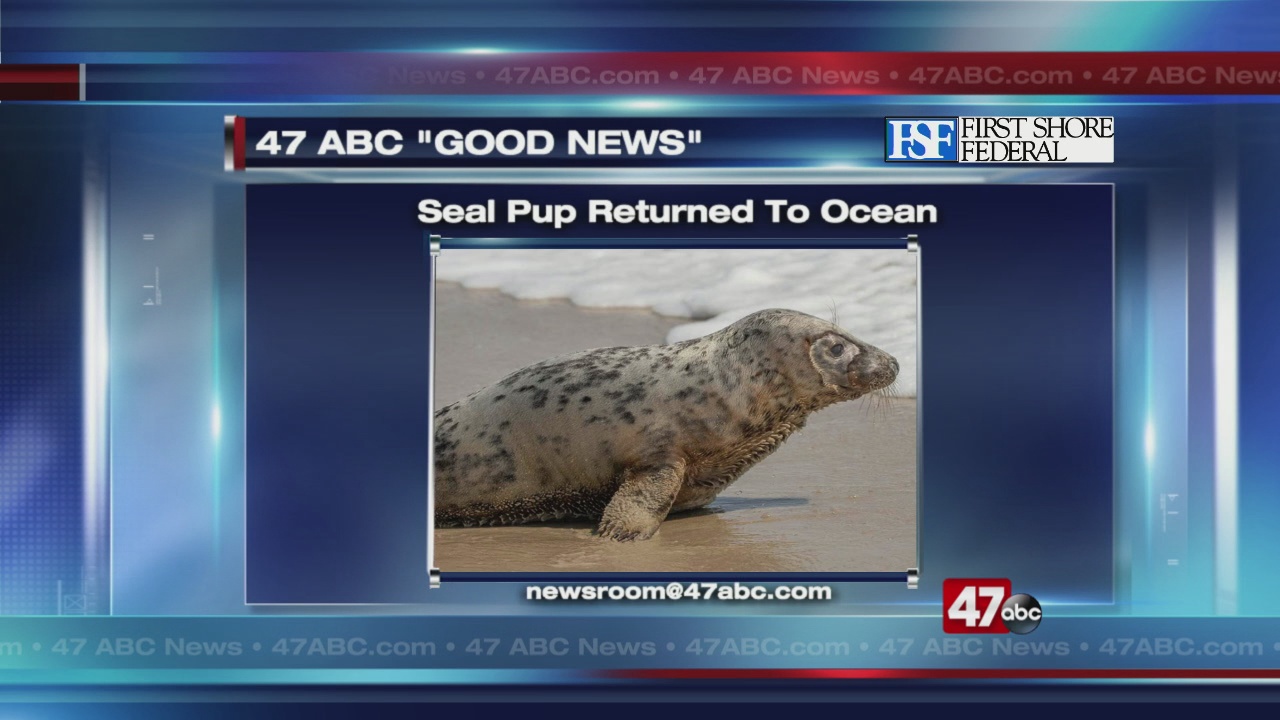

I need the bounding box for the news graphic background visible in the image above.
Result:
[6,0,1280,697]
[0,120,93,616]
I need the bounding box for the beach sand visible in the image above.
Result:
[433,282,917,573]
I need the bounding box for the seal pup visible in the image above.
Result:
[434,308,899,541]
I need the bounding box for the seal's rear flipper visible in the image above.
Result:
[597,464,685,541]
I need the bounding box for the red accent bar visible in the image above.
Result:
[606,668,1280,680]
[234,116,246,171]
[0,65,81,101]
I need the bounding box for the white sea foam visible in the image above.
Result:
[438,249,917,396]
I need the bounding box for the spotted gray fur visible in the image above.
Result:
[434,309,899,541]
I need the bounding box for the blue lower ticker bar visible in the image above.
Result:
[2,616,1280,676]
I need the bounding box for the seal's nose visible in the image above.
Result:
[848,344,899,391]
[872,352,899,389]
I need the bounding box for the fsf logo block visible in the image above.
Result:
[942,578,1043,634]
[885,118,957,161]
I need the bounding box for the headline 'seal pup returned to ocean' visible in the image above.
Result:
[416,198,938,228]
[434,309,899,541]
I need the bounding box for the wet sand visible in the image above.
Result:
[434,282,917,573]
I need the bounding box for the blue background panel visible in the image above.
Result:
[4,0,1280,701]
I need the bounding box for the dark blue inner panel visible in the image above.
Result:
[245,182,1113,604]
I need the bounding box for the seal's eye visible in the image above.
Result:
[829,343,845,357]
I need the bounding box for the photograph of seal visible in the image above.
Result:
[434,308,900,541]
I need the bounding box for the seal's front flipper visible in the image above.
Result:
[597,464,684,541]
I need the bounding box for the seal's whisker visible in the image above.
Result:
[876,390,894,418]
[858,388,891,421]
[860,381,905,421]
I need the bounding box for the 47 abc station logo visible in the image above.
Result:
[943,579,1042,635]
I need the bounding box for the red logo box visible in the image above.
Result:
[943,578,1012,634]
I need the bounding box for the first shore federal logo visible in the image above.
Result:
[885,117,1115,163]
[943,579,1043,635]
